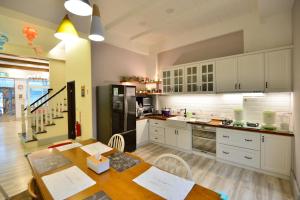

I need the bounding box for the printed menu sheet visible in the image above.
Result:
[133,166,195,200]
[80,142,112,156]
[42,166,96,200]
[56,142,82,151]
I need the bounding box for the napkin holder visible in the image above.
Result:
[87,155,110,174]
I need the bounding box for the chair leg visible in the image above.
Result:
[0,184,10,200]
[28,178,38,199]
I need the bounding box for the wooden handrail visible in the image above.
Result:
[24,88,53,111]
[31,86,66,113]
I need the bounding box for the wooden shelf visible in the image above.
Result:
[120,80,161,84]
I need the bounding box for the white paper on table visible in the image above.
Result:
[42,166,96,200]
[133,166,195,200]
[56,143,82,151]
[80,142,112,156]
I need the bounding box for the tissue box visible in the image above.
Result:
[87,155,110,174]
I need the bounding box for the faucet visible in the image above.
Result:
[180,108,187,118]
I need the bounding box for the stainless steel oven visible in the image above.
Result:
[192,125,216,155]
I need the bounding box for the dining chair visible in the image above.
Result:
[153,153,193,180]
[108,134,125,152]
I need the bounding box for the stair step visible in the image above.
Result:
[45,123,56,126]
[53,116,64,119]
[20,132,37,143]
[35,130,47,134]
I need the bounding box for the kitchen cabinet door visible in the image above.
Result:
[172,67,184,93]
[165,127,177,147]
[185,63,199,93]
[162,70,172,93]
[216,58,238,92]
[199,62,215,93]
[237,53,265,92]
[265,49,292,92]
[136,119,149,147]
[261,134,291,176]
[177,129,191,151]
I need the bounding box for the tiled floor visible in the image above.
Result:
[133,143,294,200]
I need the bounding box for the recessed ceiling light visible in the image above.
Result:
[165,8,175,14]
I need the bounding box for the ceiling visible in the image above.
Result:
[0,0,294,54]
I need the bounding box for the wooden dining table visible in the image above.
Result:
[27,139,221,200]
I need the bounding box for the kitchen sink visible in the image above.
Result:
[168,116,211,123]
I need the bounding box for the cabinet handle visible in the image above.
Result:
[265,82,268,89]
[155,130,158,132]
[235,83,237,90]
[238,83,241,89]
[244,139,252,142]
[154,137,158,139]
[223,135,229,138]
[222,151,229,155]
[244,156,252,160]
[262,136,264,142]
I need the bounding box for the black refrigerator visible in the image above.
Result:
[96,85,136,152]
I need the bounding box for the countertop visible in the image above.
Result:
[137,115,294,137]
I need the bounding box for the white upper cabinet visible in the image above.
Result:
[163,46,292,94]
[237,53,265,92]
[173,67,185,93]
[185,63,199,93]
[216,57,238,93]
[199,62,215,93]
[265,49,292,92]
[162,70,172,93]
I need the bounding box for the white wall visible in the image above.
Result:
[157,11,292,54]
[14,79,26,119]
[158,93,292,127]
[292,0,300,192]
[65,38,93,140]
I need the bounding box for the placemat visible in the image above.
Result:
[108,152,140,172]
[84,191,111,200]
[32,154,71,174]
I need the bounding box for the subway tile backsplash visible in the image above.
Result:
[157,93,292,124]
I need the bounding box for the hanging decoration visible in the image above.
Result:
[23,26,38,45]
[0,33,9,50]
[22,26,43,56]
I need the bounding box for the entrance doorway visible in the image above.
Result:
[67,81,76,139]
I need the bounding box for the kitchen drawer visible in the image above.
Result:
[150,132,165,143]
[217,144,260,168]
[149,119,166,127]
[217,128,260,150]
[149,126,164,137]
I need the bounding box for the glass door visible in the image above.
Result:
[200,62,215,92]
[162,70,172,93]
[173,67,184,93]
[186,64,199,93]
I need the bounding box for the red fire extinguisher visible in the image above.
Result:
[75,121,81,137]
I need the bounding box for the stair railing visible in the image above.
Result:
[24,88,53,111]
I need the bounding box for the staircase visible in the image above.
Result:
[19,85,69,149]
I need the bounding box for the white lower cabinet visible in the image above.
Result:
[218,144,260,168]
[136,119,149,147]
[261,134,291,176]
[217,128,292,177]
[165,126,191,151]
[177,129,191,150]
[165,127,177,147]
[149,119,192,151]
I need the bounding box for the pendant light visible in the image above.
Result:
[64,0,92,16]
[54,15,79,40]
[89,4,105,42]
